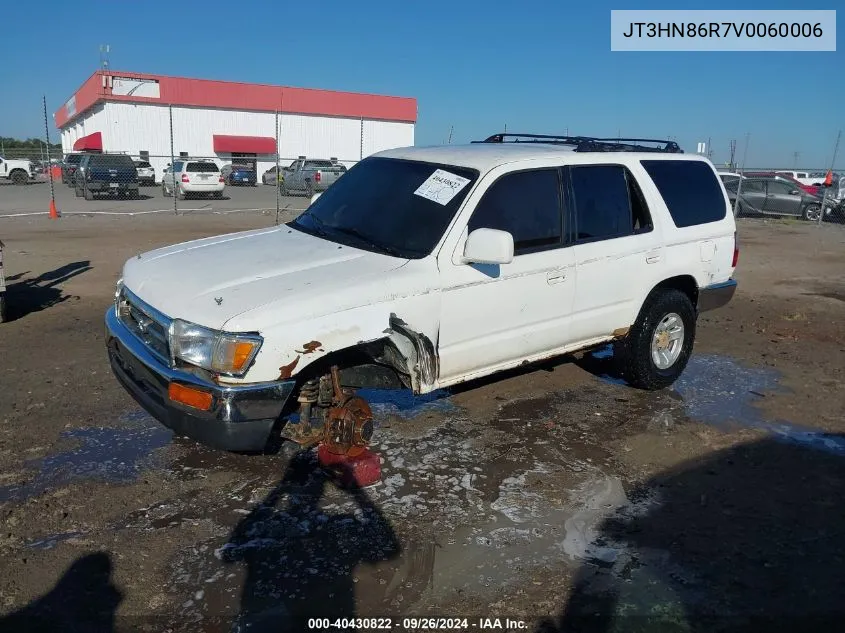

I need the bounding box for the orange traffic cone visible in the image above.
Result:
[824,170,833,187]
[49,199,60,220]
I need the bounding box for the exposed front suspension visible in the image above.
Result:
[281,365,374,456]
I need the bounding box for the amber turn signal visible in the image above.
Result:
[168,383,213,411]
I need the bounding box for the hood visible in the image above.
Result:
[122,226,410,331]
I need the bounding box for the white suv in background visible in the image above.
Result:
[162,159,225,199]
[106,133,738,455]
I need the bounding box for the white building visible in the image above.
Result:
[55,70,417,178]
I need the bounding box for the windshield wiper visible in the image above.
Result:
[293,210,332,238]
[329,226,406,258]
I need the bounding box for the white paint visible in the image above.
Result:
[119,144,737,390]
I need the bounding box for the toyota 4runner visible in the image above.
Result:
[105,133,738,455]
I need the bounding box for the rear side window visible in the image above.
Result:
[186,162,219,173]
[641,160,727,228]
[468,168,562,254]
[569,165,652,242]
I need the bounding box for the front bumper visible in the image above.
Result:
[698,279,737,313]
[105,307,296,451]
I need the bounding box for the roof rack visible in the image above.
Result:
[472,133,683,154]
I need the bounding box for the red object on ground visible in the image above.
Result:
[317,445,381,488]
[48,199,60,220]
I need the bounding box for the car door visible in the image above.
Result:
[566,163,663,345]
[286,161,301,189]
[437,166,576,382]
[0,159,5,177]
[763,179,802,216]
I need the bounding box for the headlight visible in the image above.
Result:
[169,319,262,377]
[114,278,124,313]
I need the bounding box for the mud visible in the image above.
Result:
[0,215,844,630]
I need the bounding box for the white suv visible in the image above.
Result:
[161,159,225,199]
[106,134,738,454]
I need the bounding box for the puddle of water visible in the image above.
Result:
[356,388,455,419]
[0,410,172,503]
[582,349,845,457]
[25,531,84,550]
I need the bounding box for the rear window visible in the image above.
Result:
[134,161,151,168]
[65,154,83,164]
[90,154,135,167]
[305,160,334,169]
[641,160,727,228]
[186,162,219,173]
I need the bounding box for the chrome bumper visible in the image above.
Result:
[105,307,296,451]
[698,279,737,313]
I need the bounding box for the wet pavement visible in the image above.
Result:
[2,350,845,630]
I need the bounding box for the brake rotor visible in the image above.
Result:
[323,395,374,457]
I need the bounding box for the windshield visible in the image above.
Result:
[289,157,478,259]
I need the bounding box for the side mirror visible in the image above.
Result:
[462,228,514,265]
[310,192,322,205]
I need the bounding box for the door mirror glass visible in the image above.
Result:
[462,228,514,265]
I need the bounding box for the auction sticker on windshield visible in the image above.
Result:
[414,169,471,205]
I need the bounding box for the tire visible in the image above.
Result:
[176,185,186,200]
[802,204,821,222]
[74,183,82,198]
[83,185,93,201]
[305,180,314,198]
[280,180,288,196]
[11,170,28,185]
[213,191,223,199]
[614,288,696,391]
[162,183,170,197]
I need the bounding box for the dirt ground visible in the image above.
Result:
[0,212,843,632]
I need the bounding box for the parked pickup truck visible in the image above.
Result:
[105,133,738,457]
[0,156,34,185]
[281,157,346,197]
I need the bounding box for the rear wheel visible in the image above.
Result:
[305,180,314,198]
[614,288,696,390]
[11,170,28,185]
[162,182,170,197]
[83,185,93,201]
[213,191,223,199]
[802,203,821,222]
[74,183,82,197]
[176,185,186,200]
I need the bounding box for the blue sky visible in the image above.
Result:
[2,0,842,168]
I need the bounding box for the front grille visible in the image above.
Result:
[117,289,171,363]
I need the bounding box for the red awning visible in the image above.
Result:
[72,131,103,151]
[212,135,277,154]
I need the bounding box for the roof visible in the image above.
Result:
[55,70,417,129]
[374,142,708,173]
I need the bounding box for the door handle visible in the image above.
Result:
[646,253,661,264]
[546,271,567,285]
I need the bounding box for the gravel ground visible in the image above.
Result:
[0,214,843,632]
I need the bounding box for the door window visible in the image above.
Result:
[766,180,794,195]
[467,169,562,255]
[569,165,653,241]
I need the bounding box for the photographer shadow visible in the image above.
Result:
[220,450,402,632]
